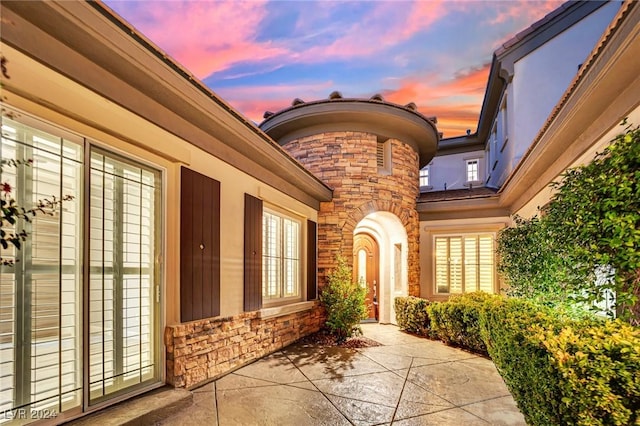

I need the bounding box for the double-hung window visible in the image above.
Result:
[262,209,301,304]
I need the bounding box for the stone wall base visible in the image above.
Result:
[165,304,324,388]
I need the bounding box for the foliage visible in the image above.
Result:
[428,292,501,355]
[320,255,367,343]
[480,297,640,426]
[497,124,640,323]
[1,159,73,266]
[394,296,430,334]
[496,215,587,309]
[543,123,640,323]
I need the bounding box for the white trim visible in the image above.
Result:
[258,301,315,319]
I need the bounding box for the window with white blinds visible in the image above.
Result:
[262,209,301,303]
[88,149,160,403]
[435,235,495,294]
[1,117,83,422]
[0,113,162,424]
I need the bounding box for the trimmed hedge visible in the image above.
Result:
[394,294,640,425]
[428,292,500,355]
[394,296,430,334]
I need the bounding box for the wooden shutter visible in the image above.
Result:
[244,194,263,311]
[307,220,317,300]
[180,167,220,322]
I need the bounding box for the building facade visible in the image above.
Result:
[1,0,639,424]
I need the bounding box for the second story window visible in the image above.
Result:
[419,166,430,187]
[466,159,479,183]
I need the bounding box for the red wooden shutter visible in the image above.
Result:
[180,167,220,322]
[307,220,317,300]
[244,194,263,311]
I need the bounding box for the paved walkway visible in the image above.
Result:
[161,324,526,425]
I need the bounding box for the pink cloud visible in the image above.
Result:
[382,64,491,138]
[116,1,288,78]
[215,80,337,122]
[489,0,564,25]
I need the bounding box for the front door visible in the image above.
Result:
[354,233,379,321]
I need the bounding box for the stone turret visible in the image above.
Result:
[260,94,439,322]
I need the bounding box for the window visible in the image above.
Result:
[466,159,480,183]
[1,116,83,418]
[419,166,430,188]
[262,209,301,304]
[89,148,161,403]
[1,112,162,421]
[434,235,495,294]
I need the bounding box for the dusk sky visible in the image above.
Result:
[104,0,565,138]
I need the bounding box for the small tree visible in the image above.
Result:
[320,255,367,343]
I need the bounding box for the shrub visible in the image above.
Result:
[319,255,367,343]
[480,297,640,426]
[394,296,430,334]
[428,292,501,355]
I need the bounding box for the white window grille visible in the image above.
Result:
[419,167,430,187]
[262,209,301,303]
[466,159,480,183]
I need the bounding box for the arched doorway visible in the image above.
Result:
[354,233,379,321]
[354,211,408,324]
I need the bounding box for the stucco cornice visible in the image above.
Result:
[260,99,440,168]
[417,196,509,221]
[0,1,332,207]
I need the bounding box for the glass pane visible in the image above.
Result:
[88,149,158,403]
[464,237,478,292]
[449,238,463,294]
[358,250,367,287]
[435,238,449,293]
[478,236,494,293]
[0,116,82,422]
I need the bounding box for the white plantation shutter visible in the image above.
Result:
[434,234,495,294]
[89,150,158,402]
[0,117,83,418]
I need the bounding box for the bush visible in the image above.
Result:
[395,296,430,334]
[427,292,501,355]
[480,297,640,426]
[319,255,367,343]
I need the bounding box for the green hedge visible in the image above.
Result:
[394,294,640,425]
[394,296,430,334]
[428,292,500,355]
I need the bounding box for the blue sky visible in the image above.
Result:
[104,0,564,137]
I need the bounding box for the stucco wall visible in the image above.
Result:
[493,1,621,189]
[428,149,486,192]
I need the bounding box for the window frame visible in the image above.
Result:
[433,233,496,295]
[419,166,432,190]
[262,206,303,307]
[465,158,482,186]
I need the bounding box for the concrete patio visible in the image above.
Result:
[160,323,525,425]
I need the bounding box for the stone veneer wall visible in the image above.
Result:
[282,131,421,296]
[165,304,323,388]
